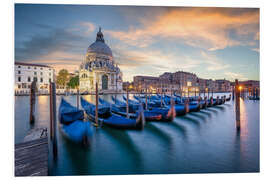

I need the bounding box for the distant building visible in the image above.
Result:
[132,71,235,94]
[122,82,134,91]
[79,28,123,93]
[14,62,54,94]
[239,80,260,89]
[215,79,232,92]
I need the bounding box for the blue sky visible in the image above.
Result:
[15,4,259,82]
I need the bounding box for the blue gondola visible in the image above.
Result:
[112,96,136,113]
[132,95,175,121]
[81,97,144,130]
[151,95,188,116]
[58,98,92,144]
[123,95,173,121]
[226,95,231,101]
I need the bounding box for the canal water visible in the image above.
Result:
[14,93,259,175]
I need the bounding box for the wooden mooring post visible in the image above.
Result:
[95,82,99,126]
[49,82,57,158]
[126,89,129,118]
[145,88,148,110]
[30,80,36,124]
[232,87,235,100]
[235,79,241,130]
[77,88,79,109]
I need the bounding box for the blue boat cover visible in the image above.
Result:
[62,120,92,143]
[59,98,84,124]
[103,113,137,127]
[80,97,110,116]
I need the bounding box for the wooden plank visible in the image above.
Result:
[15,136,48,176]
[15,137,47,149]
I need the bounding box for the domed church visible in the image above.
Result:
[79,27,123,93]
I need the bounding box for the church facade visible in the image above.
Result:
[79,28,123,93]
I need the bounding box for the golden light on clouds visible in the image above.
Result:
[106,8,259,50]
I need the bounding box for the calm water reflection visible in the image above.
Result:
[14,93,259,175]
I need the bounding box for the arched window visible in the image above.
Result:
[81,73,88,78]
[102,74,108,90]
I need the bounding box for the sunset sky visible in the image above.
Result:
[15,4,259,82]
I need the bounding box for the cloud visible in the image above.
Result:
[15,27,87,61]
[80,22,96,35]
[106,8,259,51]
[224,71,248,81]
[251,48,260,53]
[200,51,230,71]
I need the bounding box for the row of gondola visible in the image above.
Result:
[58,93,231,144]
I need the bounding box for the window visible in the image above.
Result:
[34,67,36,70]
[18,77,21,82]
[27,77,31,82]
[28,66,30,69]
[18,65,21,68]
[18,71,21,74]
[34,77,37,82]
[111,75,114,85]
[49,73,51,76]
[40,78,43,83]
[40,67,43,70]
[40,72,43,75]
[81,73,88,78]
[34,72,37,75]
[18,85,21,89]
[49,78,51,83]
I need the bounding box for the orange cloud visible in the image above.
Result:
[106,8,259,50]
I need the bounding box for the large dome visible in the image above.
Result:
[87,27,113,57]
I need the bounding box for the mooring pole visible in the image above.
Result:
[50,82,57,158]
[195,88,196,98]
[126,88,129,118]
[145,88,148,110]
[160,92,163,107]
[30,80,36,124]
[95,82,99,126]
[77,88,79,109]
[232,86,235,100]
[235,79,240,130]
[49,84,53,140]
[188,87,190,98]
[207,88,209,99]
[212,89,214,98]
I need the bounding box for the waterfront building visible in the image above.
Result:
[133,75,180,93]
[215,79,232,92]
[133,71,234,94]
[239,80,260,89]
[79,28,123,93]
[14,62,54,94]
